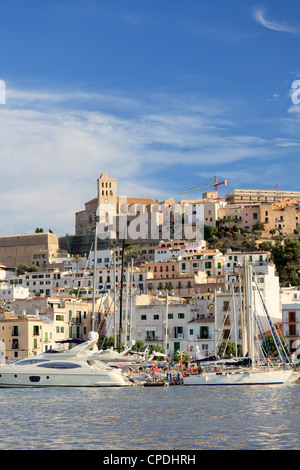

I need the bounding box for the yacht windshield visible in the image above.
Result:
[16,359,50,366]
[37,362,82,369]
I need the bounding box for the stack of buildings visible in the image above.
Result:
[0,173,299,362]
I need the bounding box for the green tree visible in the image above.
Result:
[252,221,265,232]
[17,264,39,275]
[271,238,300,286]
[218,340,239,357]
[261,334,288,358]
[124,244,140,262]
[73,253,82,272]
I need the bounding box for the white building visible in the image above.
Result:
[282,303,300,354]
[154,240,206,263]
[0,282,29,303]
[132,294,215,357]
[224,252,280,319]
[49,249,117,272]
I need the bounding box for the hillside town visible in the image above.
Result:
[0,172,300,364]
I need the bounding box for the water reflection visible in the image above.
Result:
[0,385,299,450]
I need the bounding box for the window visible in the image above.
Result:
[141,315,147,320]
[223,329,230,339]
[178,313,185,319]
[223,301,230,311]
[289,311,296,323]
[12,326,19,336]
[200,326,209,339]
[37,362,82,369]
[289,324,296,336]
[154,315,159,320]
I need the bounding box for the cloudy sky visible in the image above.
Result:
[1,0,300,236]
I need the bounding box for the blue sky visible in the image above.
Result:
[0,0,300,236]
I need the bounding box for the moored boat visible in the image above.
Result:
[0,332,132,387]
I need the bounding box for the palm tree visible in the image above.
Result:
[73,254,82,272]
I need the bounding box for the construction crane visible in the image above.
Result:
[178,176,227,195]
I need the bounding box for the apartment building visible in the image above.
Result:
[0,309,44,361]
[282,304,300,354]
[178,197,226,228]
[154,240,206,263]
[0,282,29,303]
[226,188,300,205]
[219,201,297,234]
[133,294,215,357]
[179,250,224,277]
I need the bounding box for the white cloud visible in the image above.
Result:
[253,8,298,34]
[0,86,288,236]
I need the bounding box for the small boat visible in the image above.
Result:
[0,332,132,387]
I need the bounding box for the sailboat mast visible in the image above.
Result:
[91,218,98,332]
[243,257,254,365]
[129,257,133,344]
[113,251,117,349]
[164,289,169,355]
[119,238,125,352]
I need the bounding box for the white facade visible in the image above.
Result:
[224,253,280,319]
[154,241,206,263]
[0,282,29,303]
[132,294,215,357]
[282,303,300,353]
[49,249,117,272]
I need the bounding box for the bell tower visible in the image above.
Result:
[97,173,117,209]
[97,173,118,238]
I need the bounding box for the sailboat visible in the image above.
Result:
[183,258,294,386]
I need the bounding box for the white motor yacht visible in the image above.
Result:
[0,332,132,387]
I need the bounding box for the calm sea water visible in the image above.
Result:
[0,383,299,450]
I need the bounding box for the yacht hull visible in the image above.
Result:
[0,367,131,387]
[183,369,294,386]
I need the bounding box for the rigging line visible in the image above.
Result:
[253,277,288,362]
[100,298,116,349]
[252,309,273,364]
[98,297,114,336]
[253,276,289,363]
[93,260,113,331]
[74,243,94,300]
[216,294,233,355]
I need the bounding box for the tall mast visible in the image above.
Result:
[113,251,117,349]
[243,257,254,364]
[91,217,98,332]
[129,257,133,344]
[119,238,125,352]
